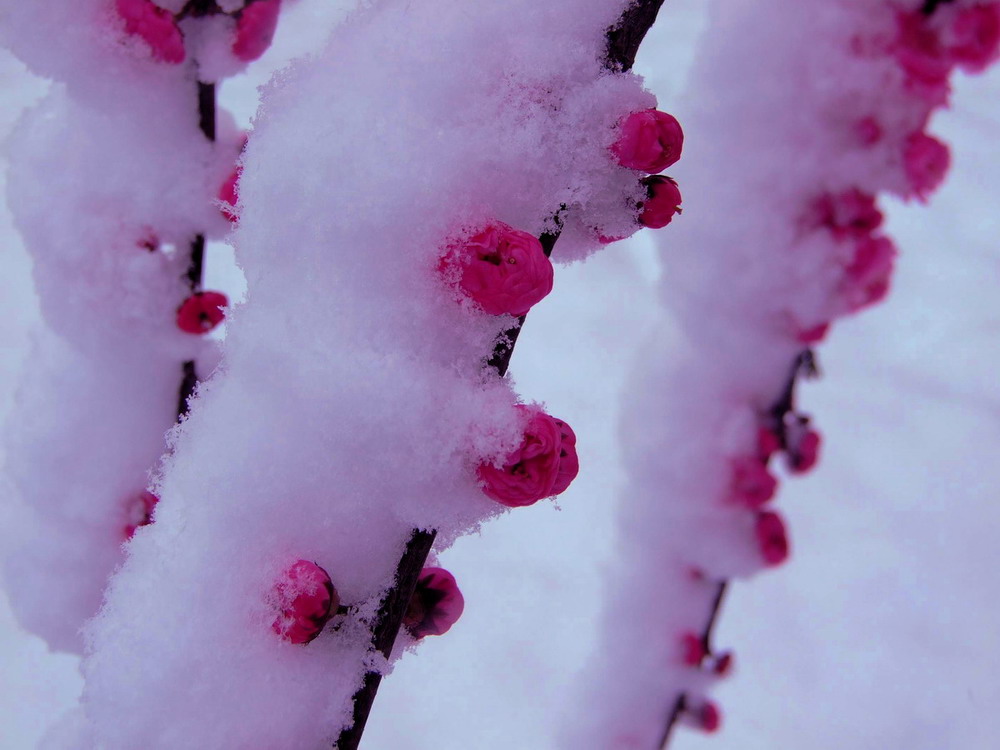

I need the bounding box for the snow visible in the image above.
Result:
[2,0,1000,749]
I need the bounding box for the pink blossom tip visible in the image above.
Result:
[786,426,821,475]
[442,222,554,317]
[711,651,734,677]
[115,0,185,64]
[680,631,706,667]
[841,235,897,312]
[947,4,1000,73]
[638,176,682,229]
[904,131,950,202]
[176,291,228,334]
[478,407,579,507]
[271,560,337,645]
[728,457,778,509]
[123,490,158,540]
[232,0,282,62]
[755,511,790,567]
[611,109,683,173]
[682,700,722,733]
[814,189,883,239]
[403,567,465,638]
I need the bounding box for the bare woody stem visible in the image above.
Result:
[177,80,216,420]
[334,3,668,746]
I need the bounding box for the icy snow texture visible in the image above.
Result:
[76,0,662,747]
[0,1,241,652]
[564,0,997,747]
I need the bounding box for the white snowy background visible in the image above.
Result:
[2,1,998,748]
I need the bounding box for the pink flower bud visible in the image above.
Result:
[232,0,282,63]
[271,560,337,645]
[841,235,896,312]
[403,567,465,638]
[680,632,706,667]
[443,223,553,317]
[786,426,821,475]
[946,4,1000,73]
[123,490,158,540]
[682,699,722,733]
[796,322,830,345]
[176,291,228,334]
[755,510,790,567]
[638,176,682,229]
[813,189,883,240]
[904,132,950,202]
[115,0,185,64]
[894,10,953,99]
[710,651,734,677]
[478,407,579,507]
[611,109,684,173]
[218,167,240,223]
[756,427,781,462]
[728,457,777,509]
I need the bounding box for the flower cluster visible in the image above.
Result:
[115,0,283,65]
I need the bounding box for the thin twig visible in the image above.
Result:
[658,582,728,749]
[177,78,215,421]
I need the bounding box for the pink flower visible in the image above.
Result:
[123,490,158,540]
[841,235,896,312]
[786,425,821,475]
[755,511,790,567]
[904,131,950,202]
[403,567,465,638]
[946,4,1000,73]
[638,176,683,229]
[176,291,228,334]
[443,222,553,317]
[710,651,734,677]
[611,109,684,173]
[232,0,282,62]
[115,0,185,64]
[218,167,240,223]
[271,560,337,644]
[756,427,781,462]
[728,457,777,509]
[796,322,830,345]
[682,700,722,733]
[894,10,953,101]
[813,189,883,240]
[478,407,579,507]
[680,631,706,667]
[854,116,883,147]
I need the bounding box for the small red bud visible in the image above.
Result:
[176,291,228,335]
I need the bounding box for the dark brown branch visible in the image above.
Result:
[335,529,437,750]
[177,80,216,421]
[606,0,668,72]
